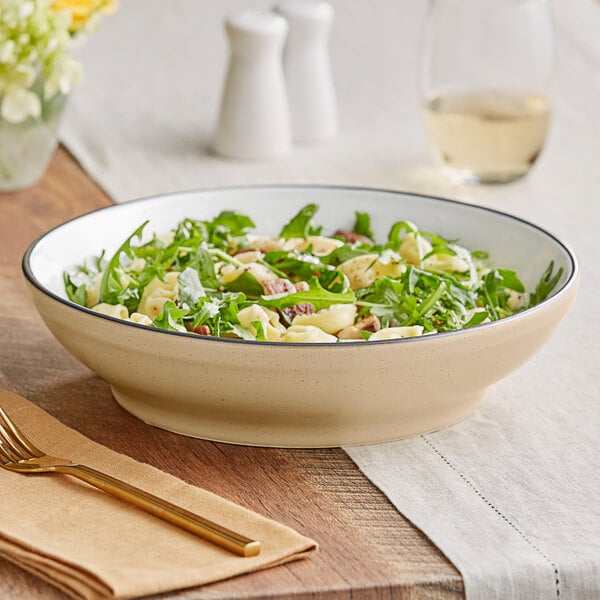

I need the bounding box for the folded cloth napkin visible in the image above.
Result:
[0,391,317,600]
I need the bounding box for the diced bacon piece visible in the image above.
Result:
[333,229,374,245]
[193,325,211,336]
[337,315,381,339]
[262,278,297,295]
[282,302,315,322]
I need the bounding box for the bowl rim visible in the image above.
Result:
[22,184,580,349]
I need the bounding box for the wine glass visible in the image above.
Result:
[420,0,555,184]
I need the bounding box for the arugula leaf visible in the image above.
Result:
[63,272,87,306]
[263,249,326,281]
[224,271,264,297]
[260,277,355,312]
[323,244,374,266]
[402,281,446,325]
[251,320,267,341]
[319,269,348,293]
[98,221,148,303]
[152,300,188,332]
[353,211,374,239]
[229,324,257,340]
[192,246,219,288]
[496,269,525,293]
[212,211,255,236]
[279,204,319,239]
[481,270,502,319]
[529,261,564,306]
[463,311,489,328]
[386,220,417,252]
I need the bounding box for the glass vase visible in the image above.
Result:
[0,92,68,192]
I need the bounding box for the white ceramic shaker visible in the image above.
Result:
[274,0,337,143]
[213,10,292,159]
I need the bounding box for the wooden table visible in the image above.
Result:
[0,148,463,599]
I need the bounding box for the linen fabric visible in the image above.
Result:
[60,0,600,599]
[0,392,317,600]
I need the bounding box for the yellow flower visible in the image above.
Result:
[52,0,117,33]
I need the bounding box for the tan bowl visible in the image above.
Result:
[23,187,579,447]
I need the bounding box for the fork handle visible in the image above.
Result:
[55,464,260,557]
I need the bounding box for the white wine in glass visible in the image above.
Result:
[420,0,554,184]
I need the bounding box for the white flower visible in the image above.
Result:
[0,40,16,64]
[1,87,42,123]
[19,2,36,20]
[44,56,82,98]
[0,0,115,124]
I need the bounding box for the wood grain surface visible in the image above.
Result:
[0,147,463,599]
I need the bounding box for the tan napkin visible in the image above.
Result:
[0,391,317,599]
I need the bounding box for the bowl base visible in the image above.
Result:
[111,385,487,448]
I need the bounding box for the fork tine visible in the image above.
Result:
[0,405,43,459]
[0,437,22,463]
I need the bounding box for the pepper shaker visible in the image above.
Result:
[274,0,337,143]
[213,10,292,159]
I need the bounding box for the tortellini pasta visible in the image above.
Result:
[292,304,357,334]
[279,325,337,343]
[399,232,432,266]
[237,305,286,341]
[293,236,344,256]
[137,272,179,319]
[422,253,470,274]
[369,326,424,340]
[339,254,406,291]
[91,303,128,319]
[219,262,278,284]
[86,273,103,307]
[128,312,153,326]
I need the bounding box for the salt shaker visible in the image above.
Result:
[274,0,337,143]
[213,11,292,159]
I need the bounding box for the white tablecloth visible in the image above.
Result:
[61,1,600,598]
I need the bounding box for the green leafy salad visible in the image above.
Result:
[63,204,563,343]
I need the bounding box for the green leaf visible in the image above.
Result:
[463,311,489,328]
[319,269,349,294]
[259,277,355,312]
[251,320,267,341]
[263,249,326,280]
[152,300,188,332]
[212,210,255,235]
[98,221,148,303]
[481,270,502,319]
[497,269,525,293]
[279,204,319,239]
[401,281,446,325]
[323,244,374,266]
[224,271,264,297]
[386,220,418,252]
[63,272,87,306]
[353,211,374,239]
[229,323,257,340]
[529,261,564,306]
[193,246,220,288]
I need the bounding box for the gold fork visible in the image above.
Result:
[0,405,260,557]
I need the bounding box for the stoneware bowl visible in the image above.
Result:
[23,187,579,447]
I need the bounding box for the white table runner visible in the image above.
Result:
[61,1,600,598]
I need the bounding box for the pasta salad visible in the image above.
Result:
[63,204,562,343]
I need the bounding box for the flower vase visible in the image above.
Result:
[0,92,68,192]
